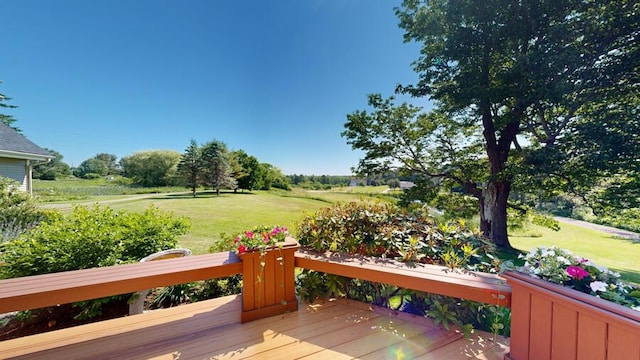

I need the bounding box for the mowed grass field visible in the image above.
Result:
[100,190,375,254]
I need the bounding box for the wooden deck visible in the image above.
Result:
[1,295,509,360]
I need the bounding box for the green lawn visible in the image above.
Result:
[510,222,640,284]
[104,190,369,254]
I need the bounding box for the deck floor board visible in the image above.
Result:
[1,296,509,360]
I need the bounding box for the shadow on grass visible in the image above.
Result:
[607,235,640,245]
[609,267,640,286]
[160,191,257,199]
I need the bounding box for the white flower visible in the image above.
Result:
[607,271,621,278]
[542,249,555,257]
[556,256,571,265]
[590,281,608,293]
[633,306,640,312]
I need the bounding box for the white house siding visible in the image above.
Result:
[0,158,28,192]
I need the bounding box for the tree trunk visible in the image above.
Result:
[479,181,512,249]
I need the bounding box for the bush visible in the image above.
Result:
[295,201,508,335]
[0,205,190,278]
[0,177,55,243]
[296,201,497,270]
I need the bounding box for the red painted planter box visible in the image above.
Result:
[502,270,640,360]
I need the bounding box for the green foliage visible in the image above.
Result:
[177,139,203,196]
[233,150,261,191]
[295,201,510,334]
[149,283,195,308]
[74,158,109,178]
[507,207,560,233]
[147,276,242,310]
[0,205,190,278]
[427,299,457,331]
[0,82,19,131]
[72,295,128,320]
[0,204,189,319]
[255,163,291,191]
[593,208,640,234]
[297,201,497,270]
[288,174,351,187]
[32,177,185,202]
[201,140,236,195]
[0,177,54,243]
[346,0,639,248]
[94,153,121,175]
[32,148,71,180]
[120,150,181,187]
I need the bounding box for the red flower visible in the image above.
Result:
[237,245,247,254]
[566,265,589,280]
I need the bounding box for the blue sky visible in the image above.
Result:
[2,0,431,175]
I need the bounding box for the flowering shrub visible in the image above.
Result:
[519,247,640,311]
[233,225,288,254]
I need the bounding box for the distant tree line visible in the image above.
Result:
[176,139,290,196]
[287,175,351,190]
[32,140,291,195]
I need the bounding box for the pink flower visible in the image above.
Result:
[245,231,254,238]
[566,266,589,280]
[234,236,240,244]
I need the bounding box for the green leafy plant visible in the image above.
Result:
[0,205,190,278]
[0,205,190,319]
[294,201,509,335]
[0,176,55,243]
[519,246,640,311]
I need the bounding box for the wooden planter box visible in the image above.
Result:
[502,270,640,360]
[239,238,299,322]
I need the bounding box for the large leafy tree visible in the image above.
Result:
[74,158,109,179]
[120,150,181,187]
[177,139,202,197]
[94,153,121,175]
[32,148,71,180]
[201,140,237,195]
[344,0,639,248]
[232,150,261,192]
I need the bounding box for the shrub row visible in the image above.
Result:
[0,205,190,279]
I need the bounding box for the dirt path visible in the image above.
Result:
[555,216,640,241]
[40,192,190,211]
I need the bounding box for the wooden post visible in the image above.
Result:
[239,238,298,323]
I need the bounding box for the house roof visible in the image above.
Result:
[0,122,52,161]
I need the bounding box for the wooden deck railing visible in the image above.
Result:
[295,249,511,307]
[0,239,513,359]
[0,251,242,314]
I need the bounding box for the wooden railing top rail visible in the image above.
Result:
[0,245,511,316]
[294,249,511,307]
[0,251,242,314]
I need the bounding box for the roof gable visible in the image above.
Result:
[0,122,52,161]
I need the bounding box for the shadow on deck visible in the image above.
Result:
[2,295,509,360]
